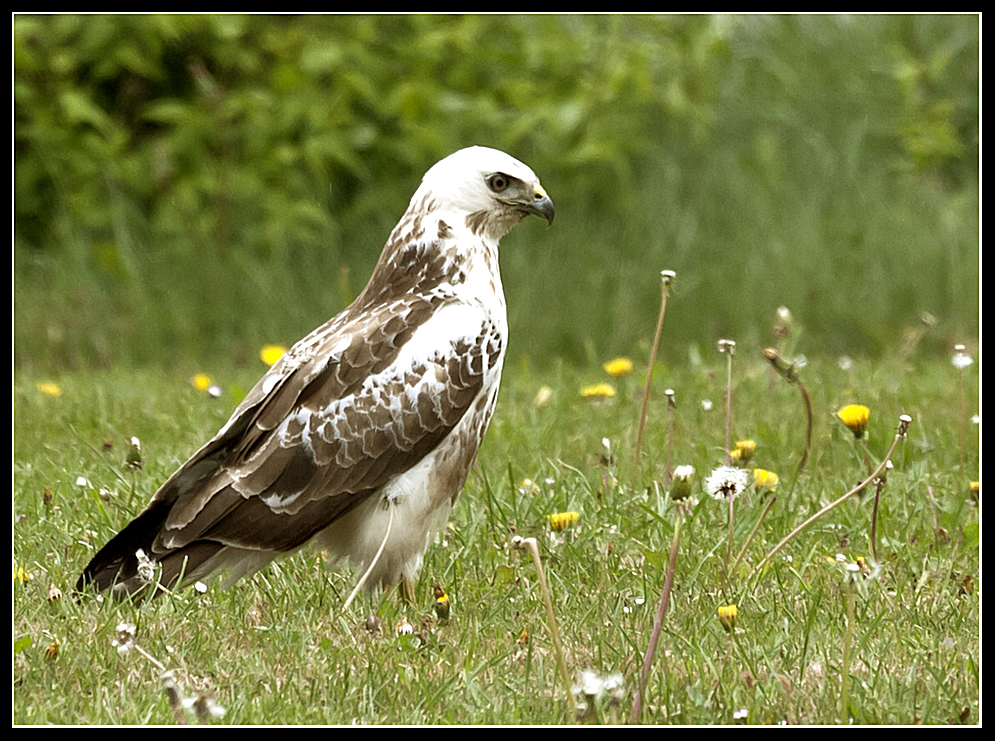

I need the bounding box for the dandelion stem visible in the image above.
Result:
[870,477,884,562]
[515,537,572,702]
[754,419,909,576]
[634,271,674,478]
[724,349,734,465]
[630,514,682,724]
[761,348,812,491]
[841,586,855,723]
[724,495,735,588]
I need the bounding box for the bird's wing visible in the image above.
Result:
[80,290,503,592]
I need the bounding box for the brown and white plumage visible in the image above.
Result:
[77,146,554,599]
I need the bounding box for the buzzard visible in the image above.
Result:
[77,146,554,601]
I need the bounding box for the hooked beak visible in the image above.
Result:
[525,184,555,225]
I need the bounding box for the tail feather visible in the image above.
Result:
[76,501,222,599]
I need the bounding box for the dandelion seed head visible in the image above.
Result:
[112,622,137,654]
[952,345,973,369]
[705,466,750,501]
[135,549,157,586]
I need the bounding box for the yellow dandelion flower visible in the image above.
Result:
[14,565,32,583]
[718,604,738,633]
[753,468,779,491]
[37,382,62,397]
[45,641,60,662]
[433,585,451,621]
[517,628,530,645]
[547,511,580,531]
[580,383,615,399]
[260,344,288,366]
[837,404,870,439]
[729,439,757,464]
[603,357,633,377]
[191,373,213,391]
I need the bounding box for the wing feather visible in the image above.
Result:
[79,247,503,594]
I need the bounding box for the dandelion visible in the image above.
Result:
[729,439,756,465]
[518,478,541,495]
[45,641,60,662]
[670,465,695,502]
[533,385,553,407]
[753,468,779,492]
[580,383,615,399]
[259,344,288,366]
[574,670,626,720]
[705,466,750,501]
[14,565,32,584]
[547,511,580,531]
[708,466,750,588]
[952,344,973,369]
[125,436,142,470]
[837,404,870,439]
[603,357,633,377]
[191,373,222,398]
[135,549,157,587]
[191,373,212,391]
[433,585,451,621]
[718,604,738,633]
[112,621,137,655]
[37,381,62,397]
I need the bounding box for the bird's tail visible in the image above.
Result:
[76,500,223,599]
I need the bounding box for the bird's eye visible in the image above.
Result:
[487,173,510,193]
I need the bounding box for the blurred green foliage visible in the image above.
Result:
[14,14,978,371]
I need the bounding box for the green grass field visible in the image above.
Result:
[13,346,979,725]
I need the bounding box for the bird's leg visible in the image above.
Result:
[398,578,416,606]
[342,502,395,612]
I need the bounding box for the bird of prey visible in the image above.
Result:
[77,146,554,601]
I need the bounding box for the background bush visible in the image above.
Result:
[14,14,979,371]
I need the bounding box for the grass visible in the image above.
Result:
[13,349,978,725]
